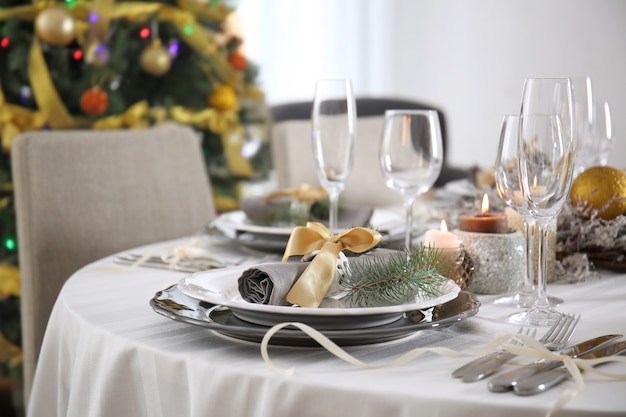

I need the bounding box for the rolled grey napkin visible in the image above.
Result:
[237,262,310,306]
[240,195,291,225]
[238,248,402,306]
[310,206,374,229]
[241,195,374,229]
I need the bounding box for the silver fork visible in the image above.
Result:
[453,313,578,382]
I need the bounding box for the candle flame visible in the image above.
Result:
[481,194,490,214]
[440,219,448,233]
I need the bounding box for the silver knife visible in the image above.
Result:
[488,334,622,392]
[459,350,517,383]
[452,350,509,379]
[513,339,626,396]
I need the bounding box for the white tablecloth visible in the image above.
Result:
[28,236,626,417]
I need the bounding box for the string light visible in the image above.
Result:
[168,40,179,56]
[73,49,83,60]
[183,25,193,36]
[0,37,9,48]
[5,237,15,251]
[139,27,151,39]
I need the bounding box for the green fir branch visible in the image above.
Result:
[339,246,448,307]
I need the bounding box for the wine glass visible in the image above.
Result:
[493,114,562,309]
[379,110,443,248]
[512,78,575,326]
[590,100,614,166]
[311,79,357,230]
[571,75,594,175]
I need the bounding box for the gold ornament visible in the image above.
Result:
[569,166,626,220]
[140,41,172,76]
[208,84,238,112]
[35,6,76,47]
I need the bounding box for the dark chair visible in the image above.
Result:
[270,97,470,187]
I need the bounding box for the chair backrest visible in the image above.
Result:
[269,97,467,207]
[11,123,216,404]
[271,97,449,157]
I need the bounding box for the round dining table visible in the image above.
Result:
[27,235,626,417]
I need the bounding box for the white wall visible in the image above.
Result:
[239,0,626,171]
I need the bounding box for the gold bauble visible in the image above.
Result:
[35,6,76,47]
[208,84,238,112]
[569,166,626,220]
[140,42,172,76]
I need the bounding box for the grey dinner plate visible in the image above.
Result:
[150,286,480,347]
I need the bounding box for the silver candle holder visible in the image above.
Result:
[455,229,526,294]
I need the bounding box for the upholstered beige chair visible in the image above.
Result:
[269,98,470,207]
[11,123,216,405]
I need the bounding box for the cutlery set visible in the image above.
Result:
[452,313,626,395]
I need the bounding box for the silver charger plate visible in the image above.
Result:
[150,285,480,347]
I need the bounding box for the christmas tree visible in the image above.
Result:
[0,0,270,386]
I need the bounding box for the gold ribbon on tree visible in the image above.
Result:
[282,222,382,308]
[170,105,253,177]
[0,83,47,151]
[264,184,328,203]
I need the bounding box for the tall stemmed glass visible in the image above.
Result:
[512,78,576,326]
[493,114,562,309]
[311,79,357,230]
[571,75,594,175]
[590,101,614,166]
[379,110,443,248]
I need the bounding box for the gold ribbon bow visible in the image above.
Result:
[264,184,328,203]
[282,222,382,308]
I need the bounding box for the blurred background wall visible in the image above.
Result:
[238,0,626,171]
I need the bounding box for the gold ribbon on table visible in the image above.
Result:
[264,184,328,203]
[282,222,382,308]
[261,328,626,417]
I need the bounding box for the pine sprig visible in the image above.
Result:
[339,246,448,307]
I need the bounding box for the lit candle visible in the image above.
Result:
[458,194,509,234]
[423,220,462,280]
[423,220,461,249]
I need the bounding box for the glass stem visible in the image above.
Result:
[523,220,536,294]
[403,197,416,249]
[534,223,550,310]
[328,189,340,231]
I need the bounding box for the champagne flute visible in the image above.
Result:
[590,100,614,166]
[512,78,575,326]
[311,79,357,230]
[379,110,443,248]
[493,114,562,309]
[571,75,594,175]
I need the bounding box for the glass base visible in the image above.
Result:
[493,291,563,308]
[508,306,562,326]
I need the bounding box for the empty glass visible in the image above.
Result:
[311,79,357,230]
[379,110,443,248]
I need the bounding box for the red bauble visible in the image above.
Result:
[80,87,108,115]
[228,51,247,70]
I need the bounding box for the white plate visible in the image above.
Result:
[177,265,461,329]
[213,209,405,237]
